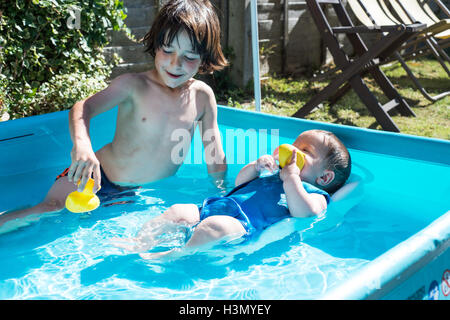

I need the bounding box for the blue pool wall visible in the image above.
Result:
[322,211,450,300]
[1,105,450,178]
[0,105,449,300]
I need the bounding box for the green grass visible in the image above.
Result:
[223,58,450,140]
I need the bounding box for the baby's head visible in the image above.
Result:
[292,130,351,193]
[143,0,228,84]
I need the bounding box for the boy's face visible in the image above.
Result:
[154,30,201,88]
[292,132,330,184]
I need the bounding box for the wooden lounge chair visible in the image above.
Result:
[389,0,450,58]
[377,1,450,64]
[386,0,450,75]
[357,1,449,62]
[347,0,450,102]
[292,0,426,132]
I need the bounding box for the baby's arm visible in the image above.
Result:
[281,153,327,217]
[234,161,258,187]
[69,73,136,192]
[234,155,278,186]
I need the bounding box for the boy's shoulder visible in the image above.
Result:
[111,72,144,82]
[191,78,214,95]
[190,79,216,106]
[109,72,151,93]
[191,80,218,117]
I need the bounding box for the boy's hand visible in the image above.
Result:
[68,144,101,193]
[280,151,301,182]
[255,155,278,173]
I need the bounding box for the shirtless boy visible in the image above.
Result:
[0,0,228,227]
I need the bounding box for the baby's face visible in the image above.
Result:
[154,30,202,88]
[292,132,329,183]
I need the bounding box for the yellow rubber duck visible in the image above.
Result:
[65,178,101,213]
[278,144,306,170]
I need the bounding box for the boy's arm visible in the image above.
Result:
[68,74,135,192]
[281,153,327,217]
[198,85,227,181]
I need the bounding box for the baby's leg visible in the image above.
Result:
[185,215,246,248]
[137,203,200,238]
[0,176,76,229]
[139,214,246,260]
[159,203,201,225]
[112,203,200,252]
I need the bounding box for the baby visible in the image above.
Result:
[113,129,352,259]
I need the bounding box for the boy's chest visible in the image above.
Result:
[132,92,202,131]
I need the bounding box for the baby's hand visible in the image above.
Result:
[255,155,278,173]
[280,151,301,182]
[272,146,280,161]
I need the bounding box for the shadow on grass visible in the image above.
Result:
[385,74,450,98]
[264,74,425,120]
[221,60,448,136]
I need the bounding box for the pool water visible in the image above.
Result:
[0,123,448,300]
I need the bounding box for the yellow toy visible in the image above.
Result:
[278,144,306,170]
[65,178,100,213]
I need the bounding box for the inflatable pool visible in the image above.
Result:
[0,106,448,300]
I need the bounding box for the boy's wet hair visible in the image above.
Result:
[306,130,352,194]
[143,0,228,74]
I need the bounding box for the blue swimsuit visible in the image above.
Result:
[198,173,331,239]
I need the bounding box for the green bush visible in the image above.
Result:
[0,0,128,119]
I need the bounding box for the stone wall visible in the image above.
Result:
[258,0,323,76]
[104,0,156,79]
